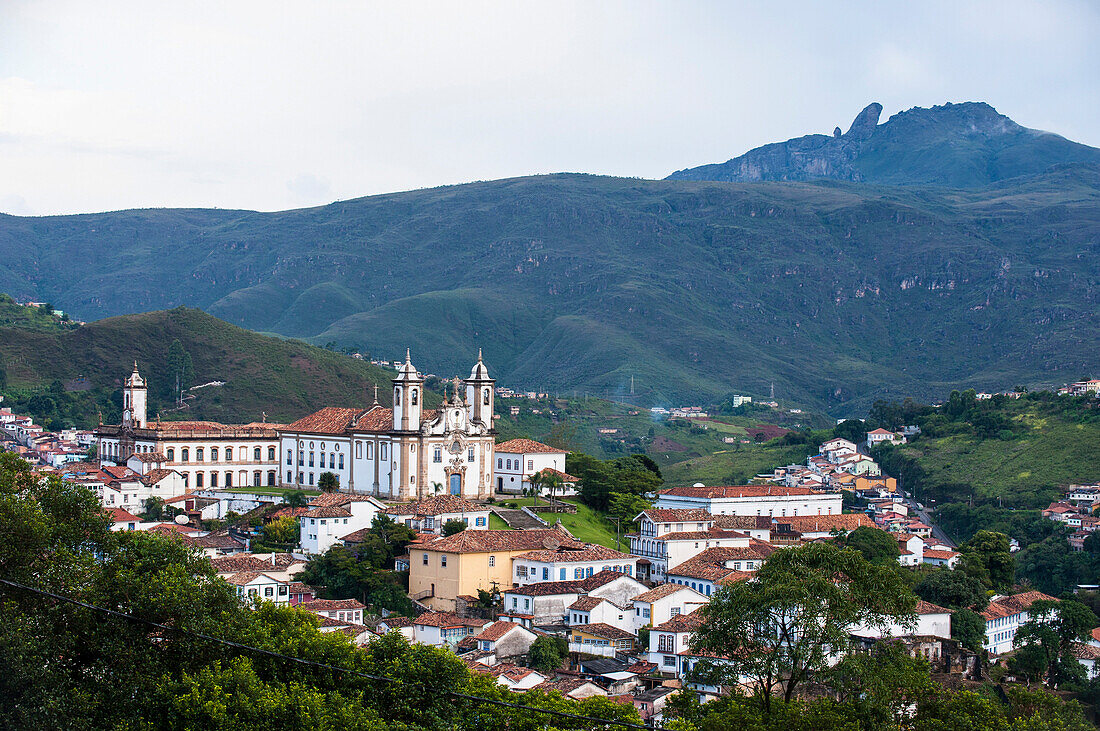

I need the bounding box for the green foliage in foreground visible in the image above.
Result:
[0,453,640,729]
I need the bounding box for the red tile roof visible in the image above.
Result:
[568,596,611,611]
[714,515,773,530]
[302,506,353,519]
[653,613,705,632]
[210,554,277,573]
[284,407,368,435]
[777,514,873,533]
[382,495,484,516]
[514,544,632,563]
[980,591,1058,621]
[640,508,713,523]
[422,527,579,554]
[307,492,381,507]
[667,543,776,582]
[413,611,487,628]
[105,507,141,523]
[128,451,167,463]
[506,569,638,597]
[633,583,699,603]
[659,485,823,499]
[473,620,529,641]
[570,623,634,641]
[495,438,565,455]
[298,598,365,612]
[915,600,952,615]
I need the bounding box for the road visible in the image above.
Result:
[905,497,956,549]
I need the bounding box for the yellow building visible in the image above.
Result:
[409,527,577,612]
[855,475,897,493]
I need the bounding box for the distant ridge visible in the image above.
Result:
[667,101,1100,187]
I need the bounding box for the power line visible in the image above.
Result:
[0,578,664,730]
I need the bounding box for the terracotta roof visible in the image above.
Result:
[149,522,200,536]
[495,438,565,455]
[382,495,484,516]
[269,506,313,520]
[210,554,277,573]
[652,528,750,542]
[380,616,413,628]
[287,582,313,595]
[716,571,754,586]
[535,677,605,695]
[667,543,776,582]
[914,600,952,615]
[659,484,823,499]
[302,506,353,519]
[535,467,580,482]
[570,623,634,641]
[1071,642,1100,660]
[105,507,141,523]
[867,428,897,435]
[422,527,579,554]
[224,571,278,586]
[195,531,245,549]
[923,549,959,560]
[298,598,365,612]
[333,624,376,640]
[714,515,773,530]
[473,620,528,642]
[640,508,712,523]
[140,468,178,486]
[506,569,636,597]
[129,451,167,463]
[652,613,705,632]
[514,544,632,563]
[413,611,487,628]
[283,407,367,435]
[1092,628,1100,644]
[981,591,1058,622]
[307,492,381,507]
[101,464,141,481]
[776,514,873,533]
[568,596,610,611]
[633,583,699,603]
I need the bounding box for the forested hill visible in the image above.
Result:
[668,101,1100,187]
[0,306,406,428]
[2,166,1098,415]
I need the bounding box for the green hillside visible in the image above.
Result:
[2,124,1099,415]
[0,306,422,428]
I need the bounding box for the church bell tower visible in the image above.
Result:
[123,361,148,429]
[392,349,423,432]
[464,348,495,428]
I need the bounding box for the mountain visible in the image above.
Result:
[2,125,1098,415]
[667,102,1100,187]
[0,306,407,427]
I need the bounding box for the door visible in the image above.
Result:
[449,473,461,495]
[497,477,503,492]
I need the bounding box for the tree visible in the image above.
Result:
[1013,599,1097,687]
[915,568,989,611]
[528,635,568,672]
[607,492,652,531]
[86,442,98,461]
[690,542,917,712]
[318,471,339,492]
[527,469,546,506]
[284,490,308,508]
[951,609,987,653]
[261,514,300,546]
[959,530,1014,591]
[825,639,936,728]
[841,526,901,566]
[442,519,467,536]
[833,419,868,444]
[140,496,166,521]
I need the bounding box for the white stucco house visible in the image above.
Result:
[298,493,386,555]
[493,438,569,495]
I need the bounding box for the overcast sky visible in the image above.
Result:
[2,1,1097,216]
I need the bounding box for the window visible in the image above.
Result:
[423,554,429,565]
[488,555,495,567]
[441,555,447,568]
[475,517,486,526]
[671,607,681,616]
[253,447,261,461]
[585,567,593,577]
[483,388,490,406]
[211,448,219,462]
[663,655,677,667]
[574,568,583,579]
[308,473,314,485]
[308,452,314,467]
[268,446,275,461]
[356,441,362,459]
[338,454,344,470]
[166,448,174,461]
[287,471,292,483]
[329,453,335,469]
[287,451,293,465]
[468,447,475,463]
[298,450,304,466]
[643,608,650,618]
[253,471,261,487]
[527,460,533,470]
[394,388,401,405]
[381,444,387,460]
[497,458,502,469]
[517,565,528,578]
[196,473,204,488]
[264,586,273,597]
[196,448,204,462]
[224,472,232,487]
[542,568,549,580]
[411,388,418,405]
[434,448,442,463]
[211,473,218,487]
[298,472,304,484]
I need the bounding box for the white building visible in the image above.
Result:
[501,571,647,625]
[629,508,756,581]
[850,600,952,640]
[493,438,568,495]
[866,428,903,449]
[566,596,634,633]
[632,583,708,631]
[512,544,638,586]
[298,493,386,555]
[981,591,1058,655]
[278,350,496,499]
[381,495,491,534]
[655,484,841,518]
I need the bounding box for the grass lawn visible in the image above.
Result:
[491,497,625,550]
[488,513,511,530]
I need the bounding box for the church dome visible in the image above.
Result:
[469,348,491,380]
[394,349,421,381]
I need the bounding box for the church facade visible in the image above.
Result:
[278,350,497,500]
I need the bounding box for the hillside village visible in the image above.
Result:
[3,356,1099,725]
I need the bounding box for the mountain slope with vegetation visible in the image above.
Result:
[0,305,406,428]
[2,106,1098,414]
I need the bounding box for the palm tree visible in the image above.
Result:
[527,470,545,506]
[542,470,564,512]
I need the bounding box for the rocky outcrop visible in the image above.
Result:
[667,101,1100,187]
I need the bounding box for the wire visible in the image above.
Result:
[0,578,663,730]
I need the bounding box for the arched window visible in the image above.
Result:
[181,448,189,462]
[253,471,261,487]
[338,454,344,470]
[253,447,261,461]
[210,448,218,462]
[329,453,335,469]
[355,441,362,459]
[411,388,418,406]
[166,448,174,461]
[268,446,275,461]
[381,444,387,460]
[497,458,502,469]
[196,448,204,462]
[488,556,495,567]
[366,443,374,459]
[394,388,401,406]
[483,388,490,406]
[196,473,203,488]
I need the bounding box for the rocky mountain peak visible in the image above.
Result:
[845,102,882,140]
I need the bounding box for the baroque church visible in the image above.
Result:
[278,350,497,500]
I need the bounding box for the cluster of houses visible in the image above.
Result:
[764,436,899,495]
[0,405,94,468]
[1044,485,1100,551]
[1057,380,1100,397]
[648,406,710,419]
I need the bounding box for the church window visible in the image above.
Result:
[166,448,174,461]
[483,388,490,406]
[433,448,442,463]
[394,389,401,406]
[196,473,203,488]
[355,441,362,459]
[411,389,418,406]
[253,447,261,461]
[210,472,218,487]
[196,448,204,462]
[181,448,189,462]
[268,447,275,461]
[468,447,475,463]
[211,448,218,462]
[338,454,344,470]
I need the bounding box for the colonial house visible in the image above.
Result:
[492,438,569,495]
[649,612,705,678]
[381,495,490,533]
[411,611,489,647]
[655,484,842,518]
[774,513,874,540]
[866,428,903,449]
[566,596,633,633]
[226,572,296,606]
[97,365,282,489]
[982,591,1059,655]
[631,583,708,631]
[922,548,961,568]
[895,533,926,567]
[297,598,366,626]
[850,600,952,640]
[665,542,776,597]
[500,570,648,626]
[568,623,636,657]
[468,621,538,665]
[408,526,580,612]
[512,544,638,586]
[298,493,387,555]
[278,351,496,499]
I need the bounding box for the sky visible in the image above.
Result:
[1,0,1097,216]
